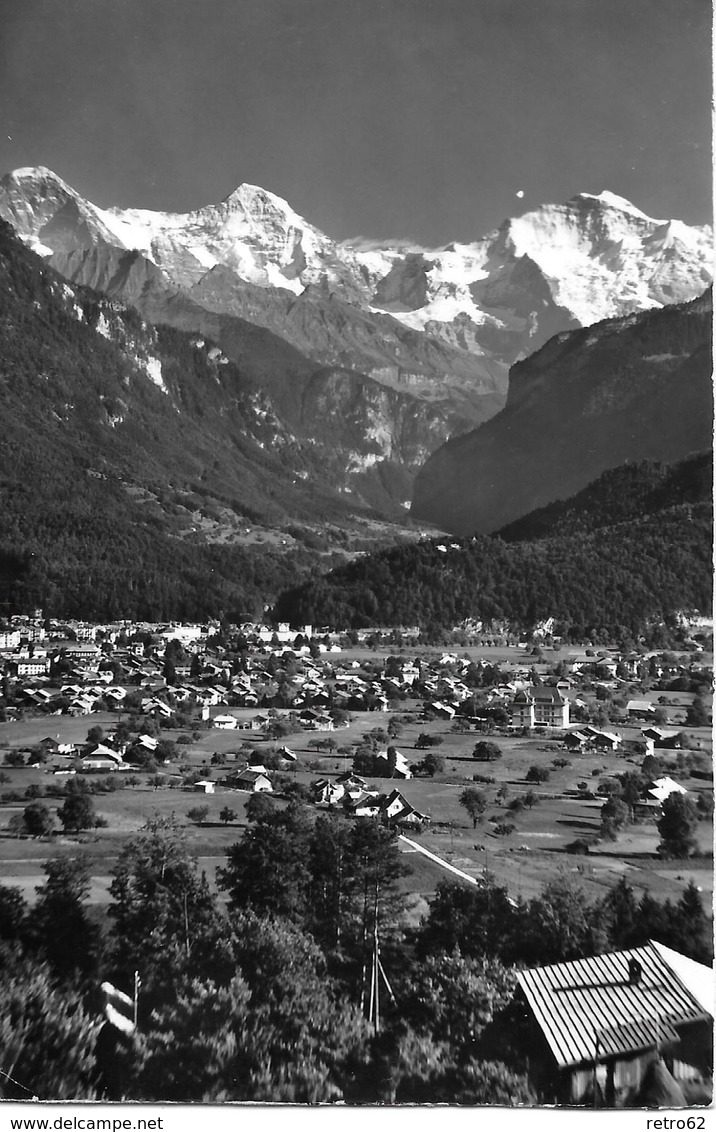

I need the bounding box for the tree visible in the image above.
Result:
[520,875,604,965]
[493,822,515,838]
[0,884,28,944]
[245,793,277,823]
[670,881,712,964]
[219,806,238,826]
[598,877,638,949]
[657,794,699,859]
[618,770,644,820]
[218,803,313,922]
[600,796,630,841]
[28,857,100,981]
[417,751,445,777]
[58,792,97,833]
[156,739,178,763]
[187,805,210,827]
[22,801,55,838]
[642,753,662,779]
[148,774,166,791]
[685,696,709,727]
[399,953,517,1052]
[302,813,410,964]
[472,741,502,762]
[459,787,487,828]
[0,960,101,1100]
[416,878,517,961]
[108,815,227,990]
[130,974,250,1101]
[86,725,105,745]
[525,765,549,784]
[523,790,540,810]
[266,719,291,741]
[353,748,378,776]
[415,733,442,749]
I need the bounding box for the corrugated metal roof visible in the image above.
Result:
[518,941,712,1069]
[651,941,715,1017]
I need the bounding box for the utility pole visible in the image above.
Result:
[365,880,396,1034]
[133,971,140,1029]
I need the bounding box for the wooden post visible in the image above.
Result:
[133,970,140,1029]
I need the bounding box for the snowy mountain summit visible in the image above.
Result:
[0,166,711,517]
[1,167,711,364]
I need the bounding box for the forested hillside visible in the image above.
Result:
[274,490,713,641]
[0,219,396,620]
[497,454,712,542]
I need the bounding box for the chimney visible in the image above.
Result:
[628,958,643,985]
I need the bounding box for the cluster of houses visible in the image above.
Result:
[310,771,428,829]
[0,614,710,728]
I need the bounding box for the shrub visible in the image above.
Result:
[526,765,550,784]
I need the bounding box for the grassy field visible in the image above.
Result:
[0,666,711,919]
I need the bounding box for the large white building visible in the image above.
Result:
[511,686,570,729]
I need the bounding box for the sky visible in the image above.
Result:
[0,0,711,246]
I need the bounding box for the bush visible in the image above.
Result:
[493,822,516,837]
[472,741,502,762]
[526,765,550,784]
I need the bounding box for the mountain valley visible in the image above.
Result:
[1,167,711,512]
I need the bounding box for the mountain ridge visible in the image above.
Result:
[4,168,709,326]
[411,290,713,535]
[0,166,711,510]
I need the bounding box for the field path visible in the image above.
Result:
[398,834,484,887]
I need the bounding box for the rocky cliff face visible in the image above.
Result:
[411,291,713,534]
[0,168,711,511]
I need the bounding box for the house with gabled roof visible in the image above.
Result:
[517,941,713,1105]
[312,779,346,807]
[212,714,238,729]
[379,788,429,829]
[230,768,272,793]
[343,790,382,817]
[626,699,656,719]
[374,748,412,779]
[645,777,688,804]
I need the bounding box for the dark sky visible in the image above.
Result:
[0,0,711,245]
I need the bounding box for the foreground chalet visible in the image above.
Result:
[517,941,713,1105]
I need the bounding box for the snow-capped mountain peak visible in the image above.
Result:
[572,190,653,219]
[0,164,711,369]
